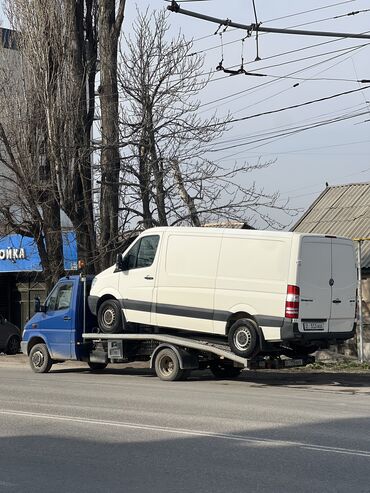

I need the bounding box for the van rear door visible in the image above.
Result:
[329,238,356,333]
[298,236,356,334]
[298,237,331,333]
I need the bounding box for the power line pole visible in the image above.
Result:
[167,2,370,40]
[353,238,370,363]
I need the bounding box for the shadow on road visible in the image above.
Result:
[2,354,370,390]
[49,364,370,390]
[1,414,370,493]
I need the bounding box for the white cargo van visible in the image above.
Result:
[88,227,357,358]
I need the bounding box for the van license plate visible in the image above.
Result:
[303,322,324,331]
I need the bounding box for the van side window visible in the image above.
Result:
[46,283,73,311]
[126,240,140,270]
[124,235,159,270]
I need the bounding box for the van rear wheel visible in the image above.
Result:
[228,319,258,358]
[98,299,122,334]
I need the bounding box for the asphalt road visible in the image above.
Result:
[1,356,370,493]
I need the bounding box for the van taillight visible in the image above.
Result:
[285,285,300,319]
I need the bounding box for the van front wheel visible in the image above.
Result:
[98,299,122,334]
[228,319,258,358]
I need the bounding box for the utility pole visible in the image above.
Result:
[167,2,370,40]
[353,238,370,363]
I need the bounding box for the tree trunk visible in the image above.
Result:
[98,0,126,269]
[171,159,201,227]
[139,144,154,229]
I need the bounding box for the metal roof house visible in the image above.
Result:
[291,181,370,359]
[291,182,370,274]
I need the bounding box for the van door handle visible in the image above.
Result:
[332,299,342,304]
[64,316,72,320]
[144,275,154,280]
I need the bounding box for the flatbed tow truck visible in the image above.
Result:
[21,276,314,381]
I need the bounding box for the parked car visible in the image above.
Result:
[0,315,21,355]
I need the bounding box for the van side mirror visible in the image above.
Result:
[115,253,127,272]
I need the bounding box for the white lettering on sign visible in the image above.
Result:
[0,248,26,260]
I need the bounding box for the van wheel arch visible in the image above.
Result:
[226,313,265,349]
[226,312,257,333]
[96,294,118,315]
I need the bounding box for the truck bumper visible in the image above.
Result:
[88,296,99,316]
[21,341,28,355]
[281,321,356,343]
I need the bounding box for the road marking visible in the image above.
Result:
[1,409,370,458]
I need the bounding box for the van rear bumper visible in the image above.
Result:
[281,321,356,342]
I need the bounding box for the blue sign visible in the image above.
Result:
[0,232,77,272]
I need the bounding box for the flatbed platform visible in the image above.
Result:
[82,332,314,370]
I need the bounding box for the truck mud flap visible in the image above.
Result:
[89,348,108,364]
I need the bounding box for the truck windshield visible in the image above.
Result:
[46,282,74,311]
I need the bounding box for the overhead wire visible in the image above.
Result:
[262,0,356,24]
[209,108,369,153]
[209,101,368,147]
[187,8,370,58]
[213,108,369,162]
[199,42,368,111]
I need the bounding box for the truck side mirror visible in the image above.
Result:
[34,297,46,313]
[34,297,41,313]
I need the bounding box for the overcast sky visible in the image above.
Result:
[2,0,370,229]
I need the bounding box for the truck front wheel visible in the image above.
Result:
[29,343,53,373]
[228,319,259,358]
[154,348,188,381]
[98,299,122,334]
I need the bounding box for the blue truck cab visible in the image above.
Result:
[21,276,97,372]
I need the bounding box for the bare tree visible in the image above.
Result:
[98,0,126,269]
[118,9,295,230]
[5,0,99,273]
[0,58,64,290]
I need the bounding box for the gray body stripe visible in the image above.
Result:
[123,299,229,322]
[122,299,283,327]
[255,316,284,328]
